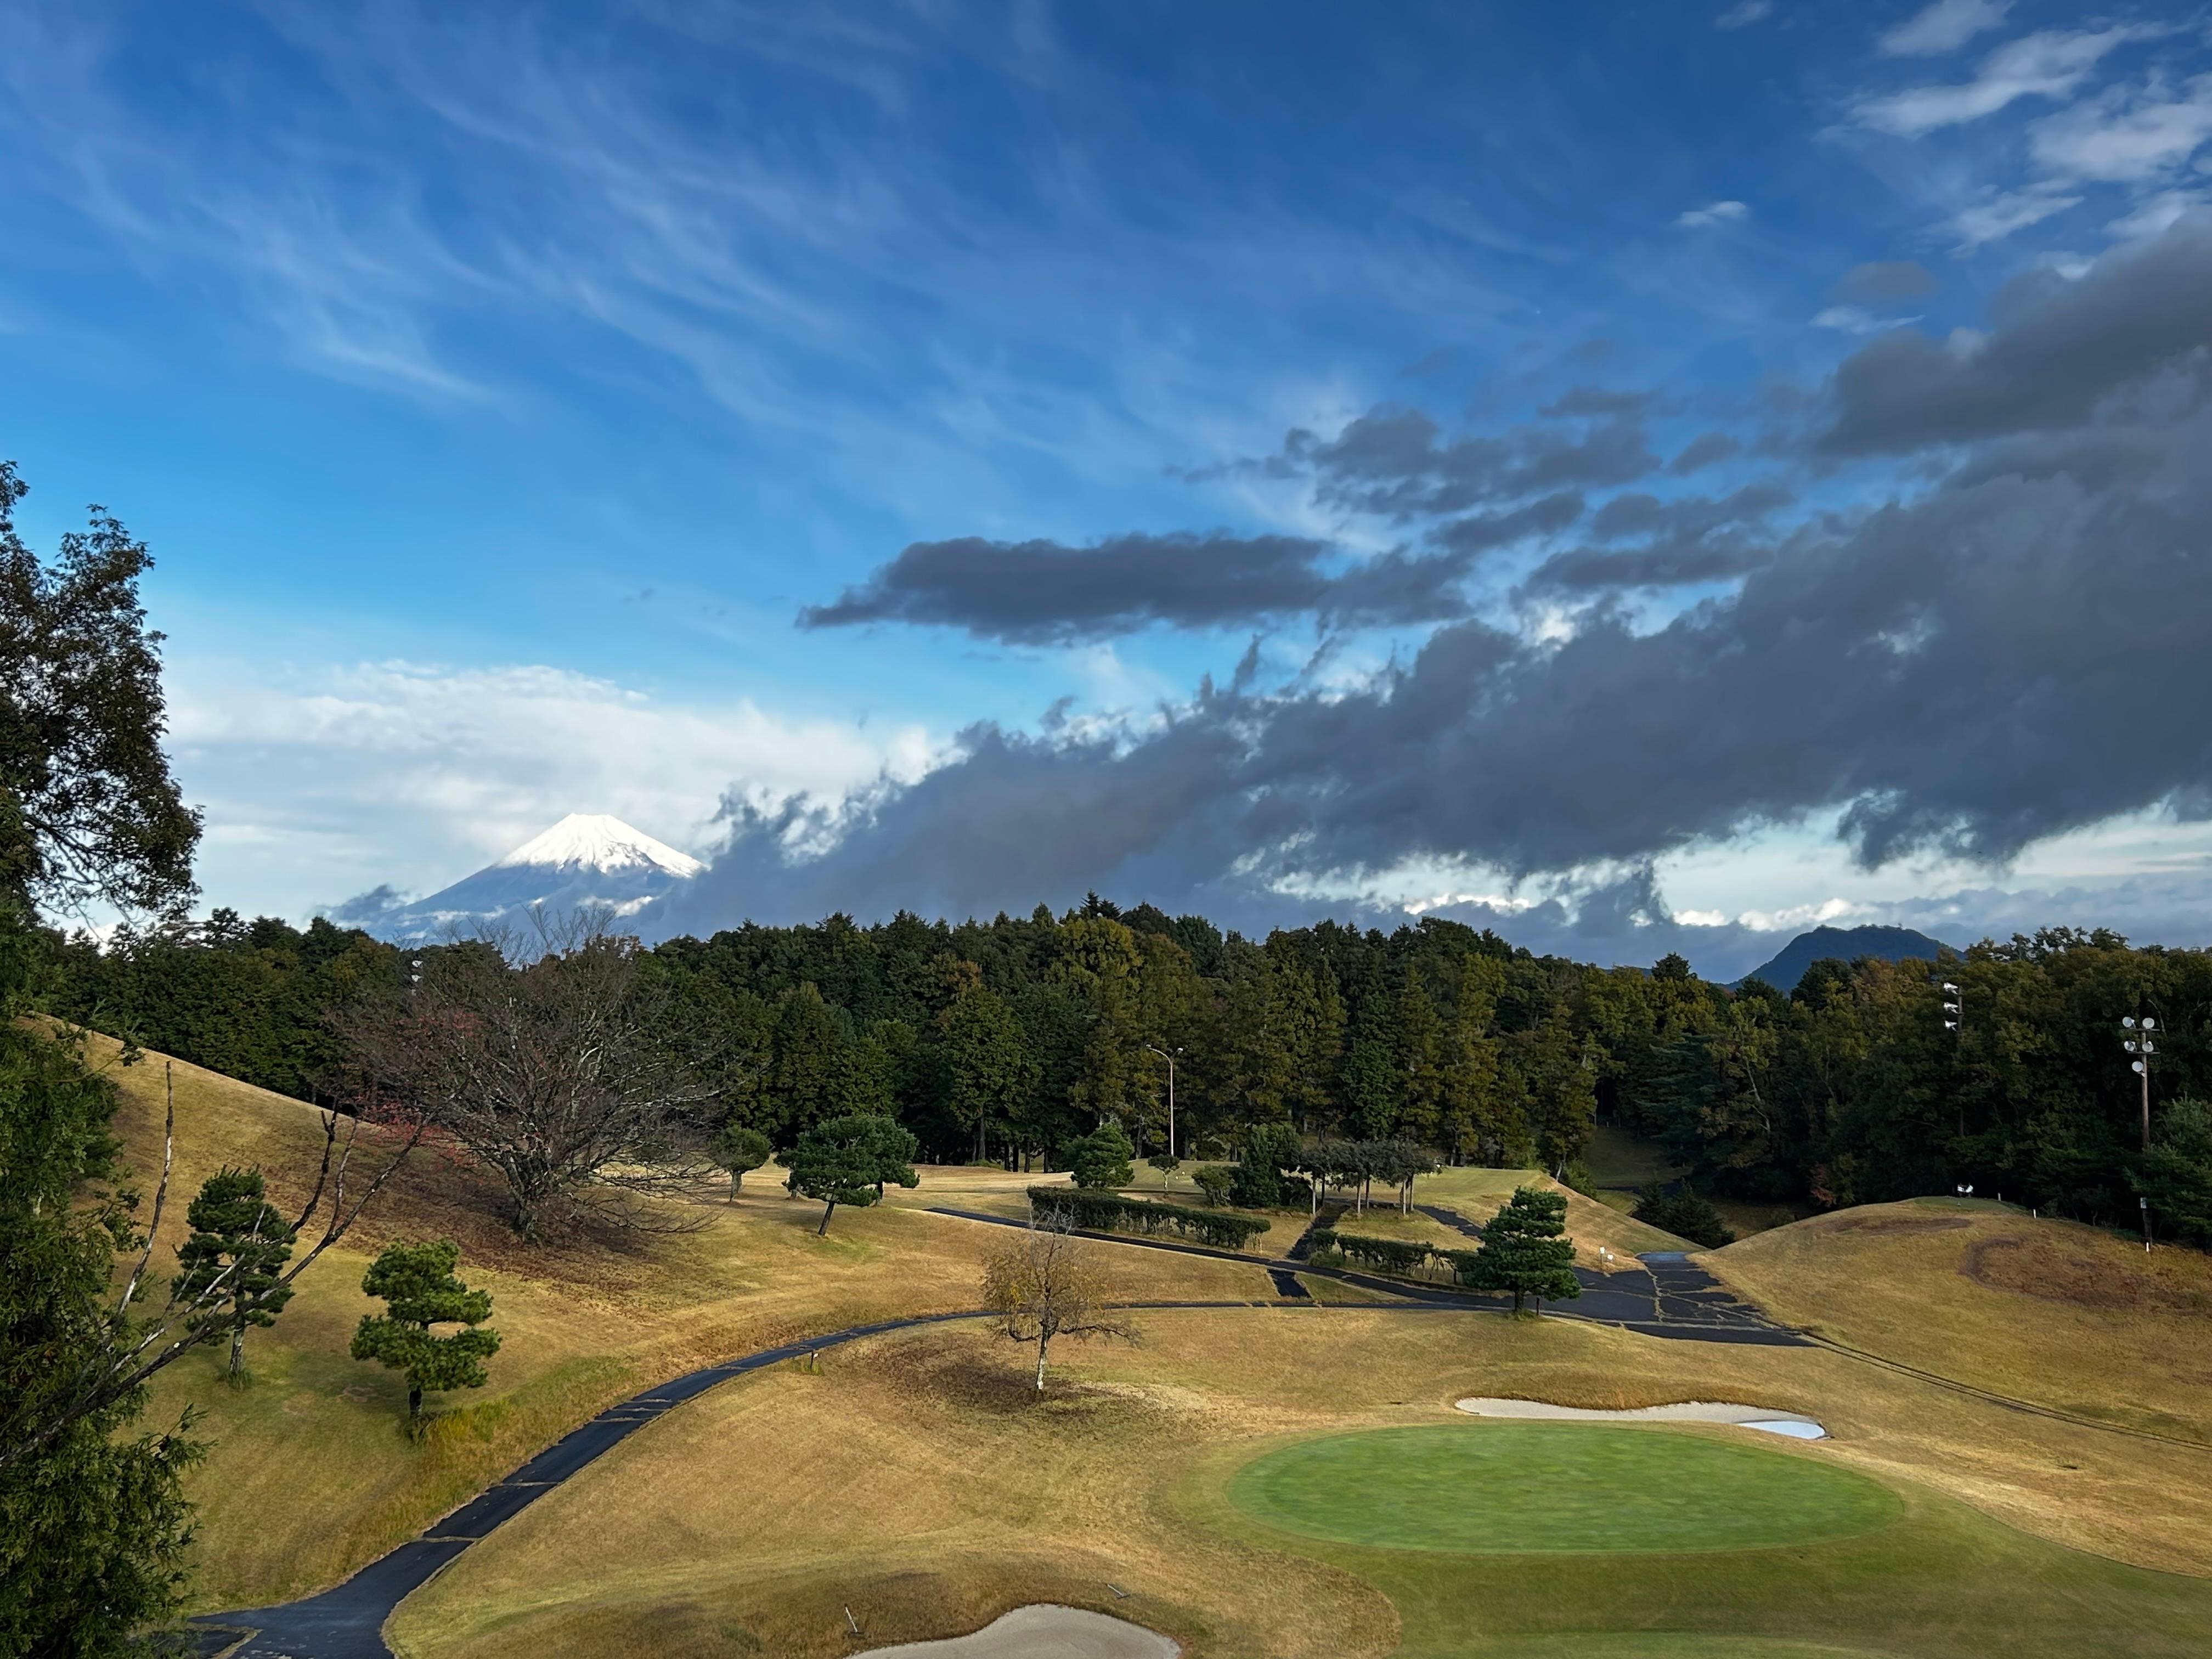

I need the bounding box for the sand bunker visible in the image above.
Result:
[1457,1397,1827,1439]
[860,1604,1180,1658]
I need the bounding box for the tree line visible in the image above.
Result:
[46,898,2212,1245]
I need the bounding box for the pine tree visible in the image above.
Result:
[349,1240,501,1426]
[1066,1121,1135,1190]
[1459,1186,1582,1312]
[707,1123,772,1199]
[783,1113,918,1233]
[173,1166,296,1381]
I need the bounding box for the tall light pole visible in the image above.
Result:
[1144,1044,1181,1160]
[1938,979,1962,1136]
[2123,1016,2157,1152]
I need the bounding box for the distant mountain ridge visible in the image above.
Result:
[336,813,705,943]
[1735,924,1955,992]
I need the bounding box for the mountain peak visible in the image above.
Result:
[491,813,705,878]
[1735,923,1955,993]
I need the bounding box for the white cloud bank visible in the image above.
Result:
[165,657,936,921]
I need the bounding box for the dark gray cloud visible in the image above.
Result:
[1823,213,2212,453]
[1426,490,1585,554]
[797,531,1481,642]
[1294,407,1658,519]
[1668,431,1742,474]
[1830,261,1937,304]
[1523,483,1792,592]
[1539,386,1653,417]
[685,217,2212,961]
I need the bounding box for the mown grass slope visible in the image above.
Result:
[90,1035,1271,1611]
[390,1299,2212,1659]
[1702,1197,2212,1443]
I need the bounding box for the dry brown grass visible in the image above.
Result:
[88,1037,1272,1611]
[1414,1166,1689,1265]
[387,1290,2212,1659]
[95,1037,2212,1650]
[1703,1198,2212,1444]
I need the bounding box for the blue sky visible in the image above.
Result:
[7,1,2212,974]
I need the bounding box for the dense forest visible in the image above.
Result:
[48,899,2212,1243]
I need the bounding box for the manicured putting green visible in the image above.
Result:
[1227,1423,1898,1554]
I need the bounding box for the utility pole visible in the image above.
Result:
[1144,1044,1181,1161]
[2122,1016,2157,1152]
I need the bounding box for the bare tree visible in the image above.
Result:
[337,913,725,1238]
[1,1060,423,1472]
[979,1218,1137,1392]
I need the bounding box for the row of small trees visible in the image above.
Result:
[1311,1187,1583,1312]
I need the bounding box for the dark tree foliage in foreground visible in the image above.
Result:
[350,1240,500,1425]
[0,462,207,1656]
[1,464,419,1656]
[0,1021,203,1657]
[1460,1187,1582,1312]
[0,461,200,921]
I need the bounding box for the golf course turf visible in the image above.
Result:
[1225,1423,1899,1554]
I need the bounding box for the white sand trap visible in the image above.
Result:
[859,1604,1180,1658]
[1457,1397,1826,1439]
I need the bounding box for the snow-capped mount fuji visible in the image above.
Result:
[345,813,707,942]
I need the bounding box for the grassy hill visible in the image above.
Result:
[92,1035,1268,1611]
[1702,1197,2212,1444]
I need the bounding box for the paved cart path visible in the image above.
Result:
[193,1218,1798,1659]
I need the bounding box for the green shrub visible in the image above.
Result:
[1190,1165,1235,1205]
[1327,1232,1436,1275]
[1065,1121,1135,1189]
[1026,1186,1269,1250]
[1228,1158,1282,1207]
[1631,1182,1735,1248]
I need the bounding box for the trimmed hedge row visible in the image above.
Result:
[1028,1186,1272,1250]
[1308,1227,1481,1281]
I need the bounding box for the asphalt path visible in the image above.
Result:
[930,1205,1803,1344]
[192,1213,1797,1659]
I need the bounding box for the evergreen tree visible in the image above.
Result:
[1395,972,1446,1146]
[173,1165,296,1381]
[2137,1098,2212,1247]
[349,1240,500,1426]
[783,1113,918,1234]
[708,1122,772,1199]
[1631,1182,1736,1249]
[1459,1186,1582,1312]
[1065,1120,1135,1190]
[936,980,1038,1163]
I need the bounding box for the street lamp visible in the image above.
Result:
[2122,1016,2157,1152]
[1144,1044,1182,1161]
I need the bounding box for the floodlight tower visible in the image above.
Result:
[1939,979,1963,1136]
[2121,1016,2158,1152]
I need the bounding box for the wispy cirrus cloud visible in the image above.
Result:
[1855,26,2157,138]
[1878,0,2011,59]
[1676,199,1751,228]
